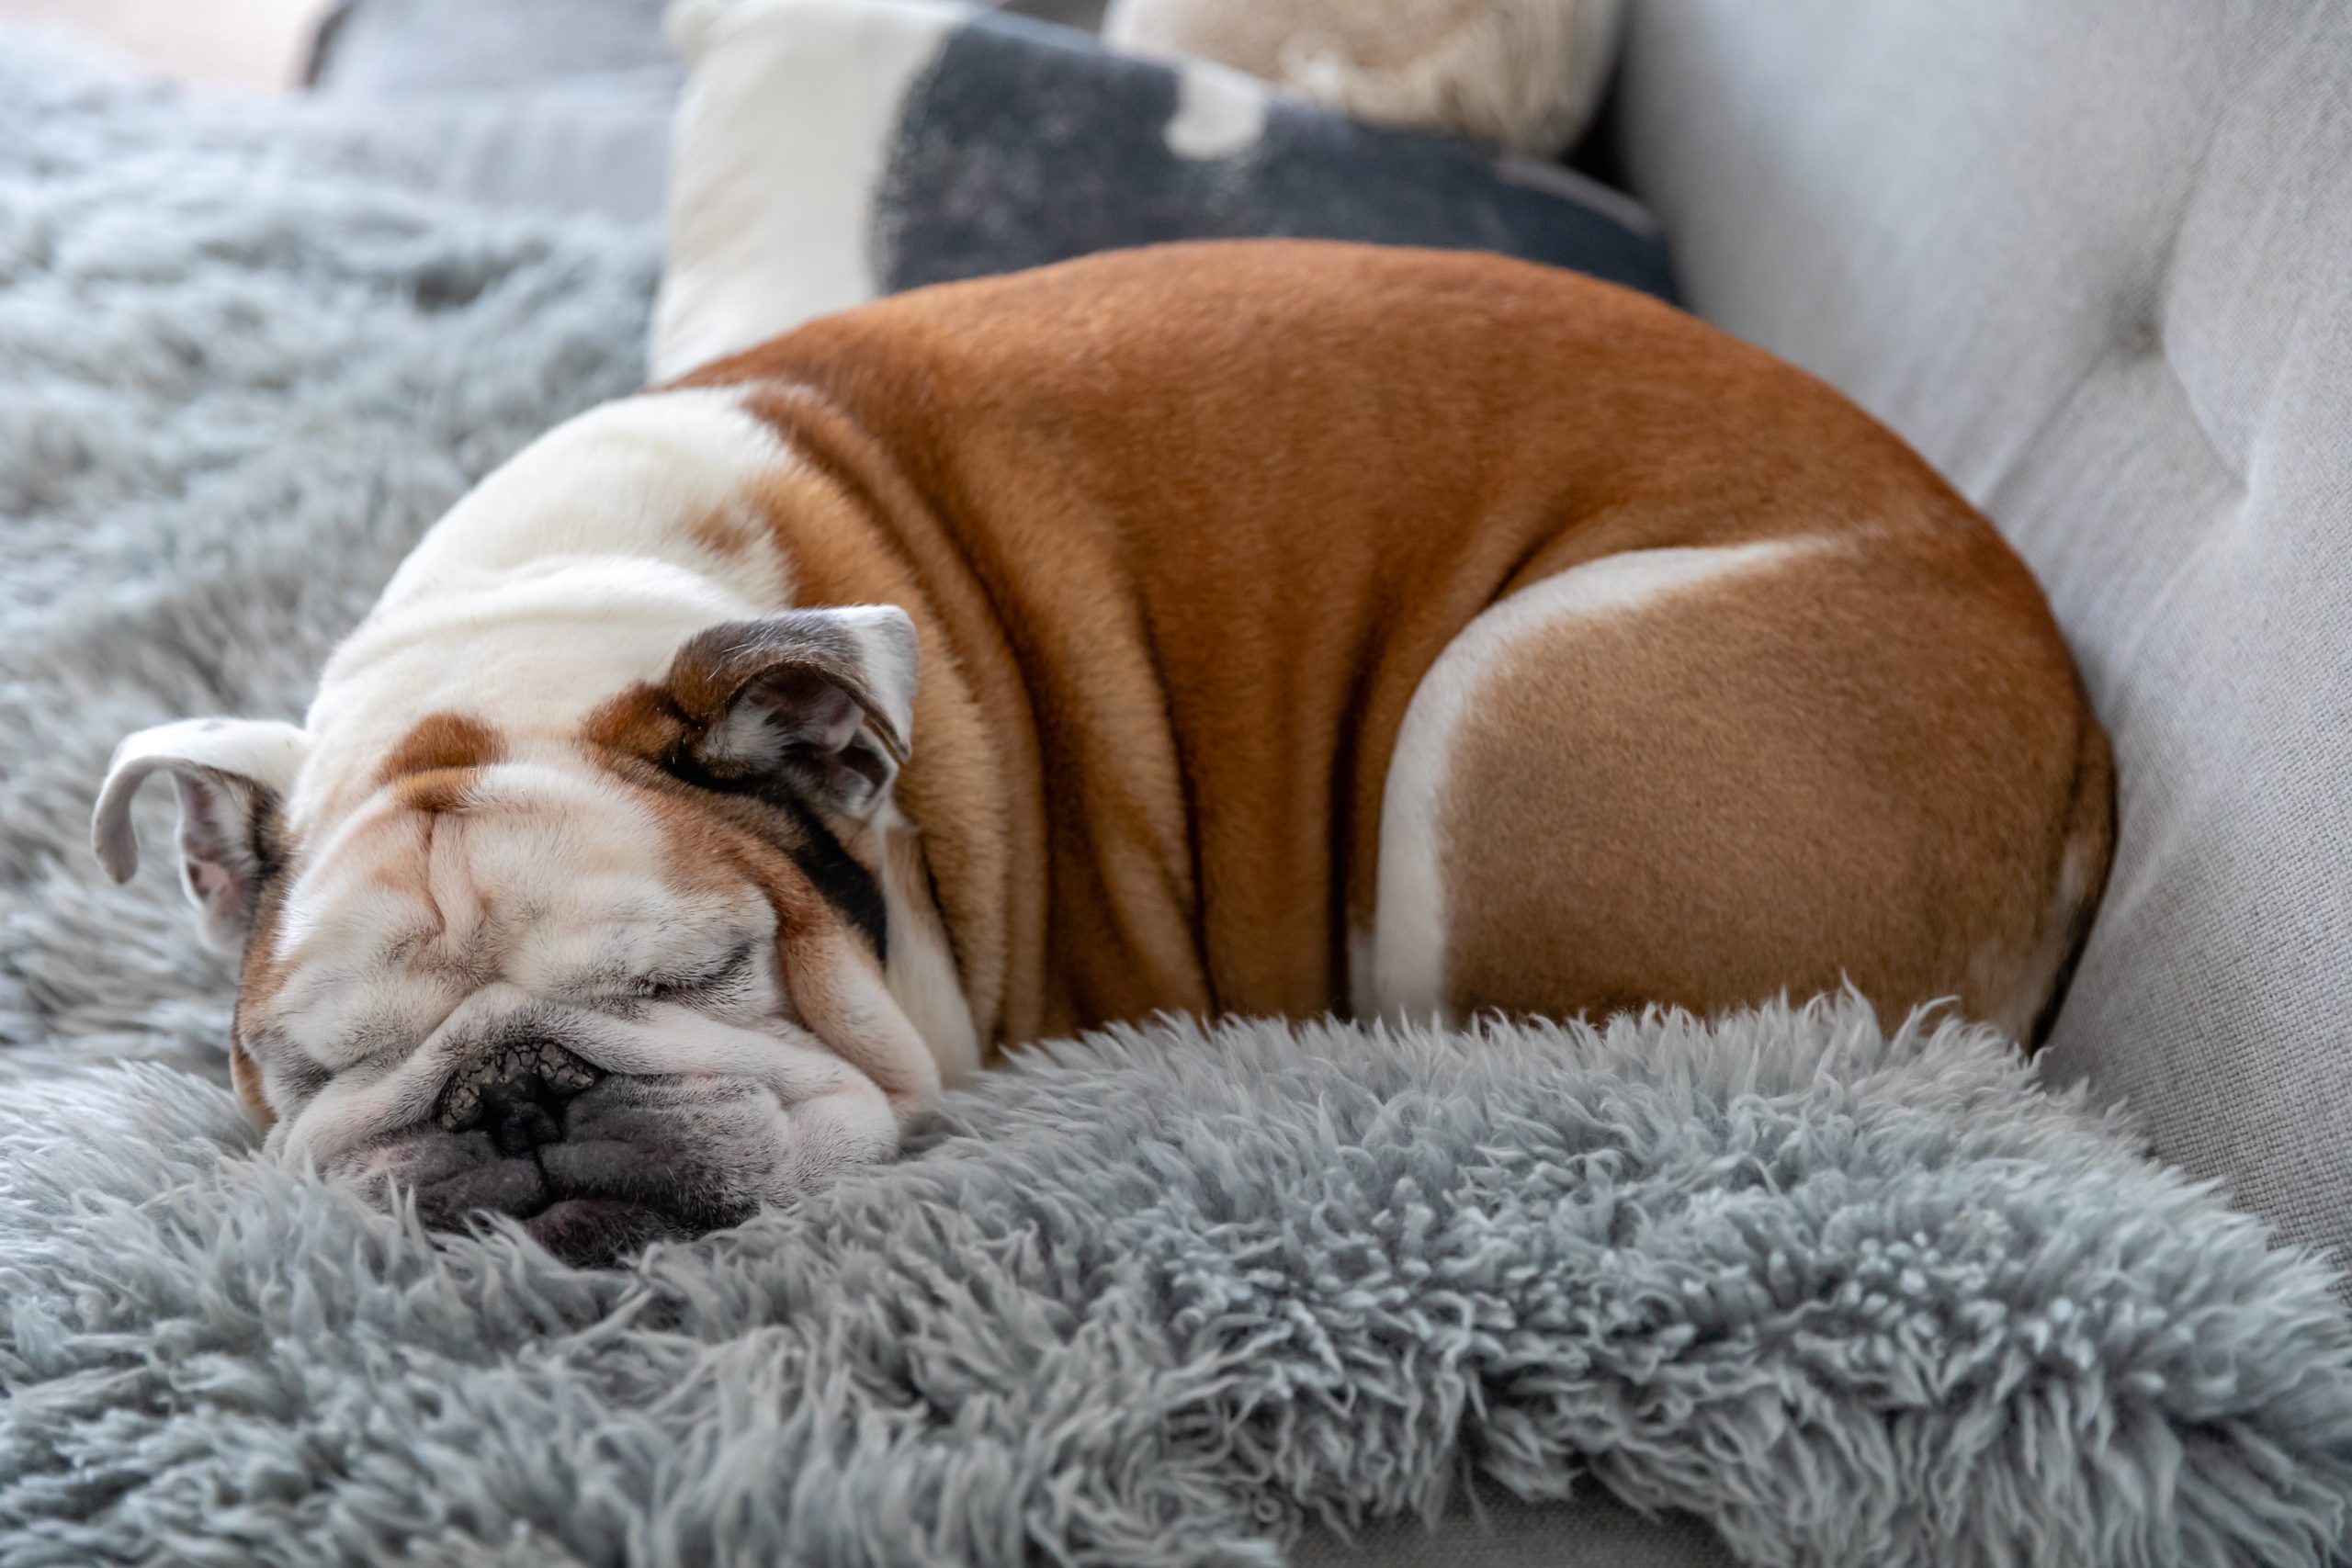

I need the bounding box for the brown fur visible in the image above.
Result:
[378,712,504,782]
[1440,530,2112,1038]
[684,507,764,563]
[639,240,2110,1044]
[378,711,503,817]
[230,872,293,1128]
[586,422,1024,1044]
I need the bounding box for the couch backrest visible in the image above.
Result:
[1613,0,2352,1271]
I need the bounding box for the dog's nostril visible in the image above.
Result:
[434,1039,605,1145]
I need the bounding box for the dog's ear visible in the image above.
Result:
[92,718,309,952]
[667,605,918,820]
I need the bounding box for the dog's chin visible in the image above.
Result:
[432,1167,758,1267]
[341,1071,876,1265]
[520,1196,692,1267]
[382,1093,774,1265]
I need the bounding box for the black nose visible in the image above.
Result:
[435,1039,604,1156]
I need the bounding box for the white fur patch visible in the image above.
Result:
[270,761,699,1061]
[292,387,791,834]
[1367,538,1827,1021]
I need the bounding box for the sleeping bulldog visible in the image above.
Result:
[91,243,2113,1263]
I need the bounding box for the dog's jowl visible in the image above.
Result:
[93,243,2112,1262]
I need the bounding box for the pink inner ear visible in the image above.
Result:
[174,773,235,859]
[169,771,263,935]
[187,858,236,904]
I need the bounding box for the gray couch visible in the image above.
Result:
[305,2,2351,1561]
[1619,0,2352,1297]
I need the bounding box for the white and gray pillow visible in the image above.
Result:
[652,0,1670,377]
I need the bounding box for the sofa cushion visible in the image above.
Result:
[307,0,680,93]
[1613,0,2352,1277]
[650,0,1673,378]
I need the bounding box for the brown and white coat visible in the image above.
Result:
[93,243,2113,1258]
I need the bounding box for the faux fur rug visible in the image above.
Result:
[7,1007,2352,1568]
[5,41,2352,1568]
[0,42,658,1078]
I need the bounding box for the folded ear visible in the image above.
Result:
[92,717,309,953]
[666,605,918,820]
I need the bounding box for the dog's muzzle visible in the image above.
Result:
[404,1036,754,1266]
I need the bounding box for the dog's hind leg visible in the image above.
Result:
[1363,527,2106,1040]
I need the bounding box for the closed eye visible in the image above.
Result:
[630,940,758,1003]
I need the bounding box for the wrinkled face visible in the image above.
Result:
[249,734,931,1261]
[93,392,979,1262]
[89,391,985,1261]
[94,598,965,1265]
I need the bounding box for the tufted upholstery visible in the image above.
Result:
[1615,0,2352,1280]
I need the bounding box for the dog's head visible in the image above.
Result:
[92,440,967,1263]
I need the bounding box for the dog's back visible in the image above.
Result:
[684,241,2112,1042]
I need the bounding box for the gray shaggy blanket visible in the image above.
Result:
[5,41,2352,1568]
[8,1009,2352,1568]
